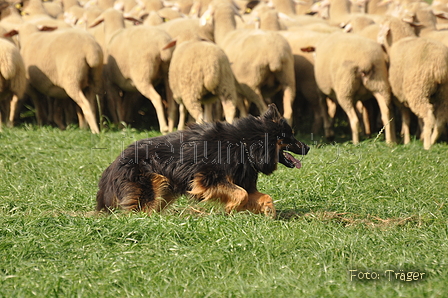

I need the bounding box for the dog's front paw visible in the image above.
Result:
[259,195,276,219]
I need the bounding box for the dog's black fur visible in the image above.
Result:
[96,104,309,217]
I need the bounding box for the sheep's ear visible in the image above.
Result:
[114,1,124,11]
[245,0,260,14]
[139,12,149,20]
[200,4,214,26]
[262,104,283,122]
[232,4,244,23]
[189,1,201,18]
[0,1,9,10]
[343,22,353,32]
[162,39,177,50]
[377,22,390,45]
[124,14,142,25]
[401,16,421,27]
[300,46,315,53]
[37,25,58,32]
[4,29,19,38]
[433,10,448,20]
[89,15,104,28]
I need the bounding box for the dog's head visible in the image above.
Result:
[262,104,310,170]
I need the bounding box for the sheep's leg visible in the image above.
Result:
[372,92,396,144]
[220,96,236,123]
[356,101,371,136]
[0,96,10,130]
[53,99,66,130]
[108,84,125,125]
[203,104,213,122]
[137,83,169,134]
[75,105,88,130]
[236,83,267,114]
[27,87,48,126]
[280,79,296,125]
[327,98,337,132]
[422,108,436,150]
[8,95,20,127]
[282,86,294,126]
[65,87,100,134]
[167,95,178,132]
[236,94,248,118]
[338,96,360,144]
[417,118,424,141]
[177,103,186,131]
[164,76,177,132]
[274,60,295,125]
[400,107,411,145]
[0,93,11,128]
[431,107,447,145]
[430,118,445,146]
[319,94,335,141]
[327,98,337,119]
[182,96,204,123]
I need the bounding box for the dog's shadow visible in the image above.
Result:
[275,208,311,221]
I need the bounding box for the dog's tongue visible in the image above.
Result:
[285,152,302,169]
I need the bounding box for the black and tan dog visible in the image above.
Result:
[96,104,309,217]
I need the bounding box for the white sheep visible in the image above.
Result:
[8,23,103,133]
[157,16,214,42]
[313,32,396,144]
[20,0,71,29]
[378,17,448,149]
[401,2,448,47]
[89,8,175,134]
[0,38,26,129]
[167,32,246,129]
[280,29,331,135]
[315,0,378,27]
[202,0,296,125]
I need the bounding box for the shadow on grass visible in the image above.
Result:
[48,207,425,230]
[276,208,424,228]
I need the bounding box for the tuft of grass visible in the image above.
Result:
[0,127,447,297]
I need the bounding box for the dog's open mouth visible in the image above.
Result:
[279,150,302,169]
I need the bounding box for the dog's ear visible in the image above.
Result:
[262,104,283,122]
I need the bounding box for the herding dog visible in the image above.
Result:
[96,104,310,217]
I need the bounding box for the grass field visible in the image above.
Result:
[0,125,447,297]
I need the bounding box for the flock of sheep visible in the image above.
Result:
[0,0,447,149]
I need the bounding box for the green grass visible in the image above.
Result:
[0,126,447,297]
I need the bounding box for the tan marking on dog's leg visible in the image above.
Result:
[118,174,175,214]
[119,182,143,211]
[189,176,249,213]
[242,191,276,218]
[142,174,176,214]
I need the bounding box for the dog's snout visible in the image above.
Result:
[298,142,310,155]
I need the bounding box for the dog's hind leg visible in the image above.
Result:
[140,174,176,214]
[119,173,176,214]
[243,192,276,219]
